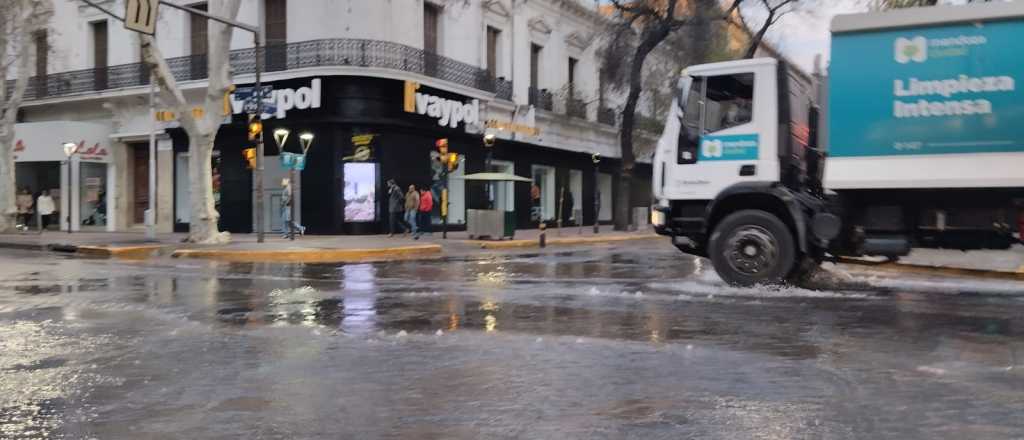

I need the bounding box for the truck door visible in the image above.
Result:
[654,65,778,202]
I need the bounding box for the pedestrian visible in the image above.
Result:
[414,186,433,239]
[36,190,55,231]
[280,178,305,238]
[386,179,408,237]
[562,187,575,226]
[405,184,420,236]
[15,187,33,231]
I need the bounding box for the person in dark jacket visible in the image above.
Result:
[386,180,409,236]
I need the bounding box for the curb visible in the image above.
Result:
[470,234,661,250]
[838,257,1024,282]
[170,244,442,263]
[75,245,166,259]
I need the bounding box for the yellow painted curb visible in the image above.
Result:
[839,258,1024,282]
[470,234,660,250]
[1017,265,1024,274]
[77,245,165,259]
[170,244,442,263]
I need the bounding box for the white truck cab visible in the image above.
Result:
[652,2,1024,287]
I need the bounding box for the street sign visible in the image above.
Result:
[124,0,159,35]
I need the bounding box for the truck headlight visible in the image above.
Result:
[651,209,666,227]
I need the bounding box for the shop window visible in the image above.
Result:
[489,160,514,212]
[531,165,555,222]
[486,27,500,79]
[598,173,612,221]
[344,162,378,222]
[569,169,582,223]
[79,162,107,228]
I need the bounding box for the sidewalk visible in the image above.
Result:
[0,227,659,263]
[838,245,1024,281]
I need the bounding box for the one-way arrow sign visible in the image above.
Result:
[125,0,159,35]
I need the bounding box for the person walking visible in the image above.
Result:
[280,178,305,238]
[36,190,55,231]
[414,186,433,239]
[15,188,33,231]
[405,184,420,237]
[386,180,409,237]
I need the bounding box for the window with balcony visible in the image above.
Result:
[530,43,542,88]
[91,20,108,90]
[486,26,500,79]
[566,56,585,118]
[424,3,440,54]
[188,2,208,80]
[265,0,287,71]
[33,29,47,96]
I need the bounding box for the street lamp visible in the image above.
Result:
[62,142,80,234]
[592,153,601,234]
[273,130,314,240]
[483,131,497,210]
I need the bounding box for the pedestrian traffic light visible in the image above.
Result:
[436,138,449,156]
[449,153,459,171]
[243,147,257,169]
[247,114,263,142]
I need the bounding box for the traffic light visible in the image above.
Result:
[247,114,263,142]
[447,152,459,171]
[436,138,449,156]
[243,147,257,169]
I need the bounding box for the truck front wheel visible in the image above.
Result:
[709,210,796,287]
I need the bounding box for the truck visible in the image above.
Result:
[651,1,1024,286]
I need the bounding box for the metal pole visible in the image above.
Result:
[146,72,157,239]
[289,167,295,240]
[593,160,599,234]
[442,167,448,239]
[254,35,265,243]
[66,159,72,234]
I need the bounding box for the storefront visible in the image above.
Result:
[171,75,650,235]
[14,121,116,232]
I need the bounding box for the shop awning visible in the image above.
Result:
[456,172,533,183]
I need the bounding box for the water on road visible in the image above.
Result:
[1,243,1023,439]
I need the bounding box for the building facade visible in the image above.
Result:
[11,0,654,234]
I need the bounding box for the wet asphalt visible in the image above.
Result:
[1,242,1023,439]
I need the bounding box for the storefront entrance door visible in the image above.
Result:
[133,145,149,225]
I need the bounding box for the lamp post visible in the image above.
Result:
[62,142,80,234]
[592,153,601,234]
[483,131,496,209]
[272,128,314,240]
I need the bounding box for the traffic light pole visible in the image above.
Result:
[253,37,265,243]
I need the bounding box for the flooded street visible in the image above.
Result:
[2,244,1024,439]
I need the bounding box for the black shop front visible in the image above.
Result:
[172,75,650,235]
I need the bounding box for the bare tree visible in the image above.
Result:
[742,0,798,58]
[601,0,741,230]
[139,0,241,244]
[0,0,52,232]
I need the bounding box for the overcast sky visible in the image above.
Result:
[754,0,867,72]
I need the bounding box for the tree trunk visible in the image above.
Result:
[138,0,239,244]
[187,131,222,242]
[615,30,663,231]
[744,13,773,58]
[0,0,48,232]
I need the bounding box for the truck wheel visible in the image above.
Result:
[709,210,796,287]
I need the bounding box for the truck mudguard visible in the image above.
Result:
[706,182,811,253]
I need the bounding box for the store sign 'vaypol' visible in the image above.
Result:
[830,21,1024,157]
[229,78,322,119]
[403,81,479,128]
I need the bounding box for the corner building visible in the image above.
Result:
[13,0,653,234]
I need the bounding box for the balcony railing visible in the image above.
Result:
[528,87,553,111]
[598,107,616,126]
[566,97,587,119]
[13,38,513,102]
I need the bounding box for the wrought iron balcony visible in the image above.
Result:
[597,107,616,126]
[12,39,513,102]
[566,97,587,119]
[528,87,553,112]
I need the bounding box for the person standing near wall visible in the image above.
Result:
[415,186,433,240]
[16,188,34,231]
[387,180,409,237]
[36,190,55,231]
[281,178,305,238]
[405,184,420,237]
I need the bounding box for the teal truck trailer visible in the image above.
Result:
[651,2,1024,286]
